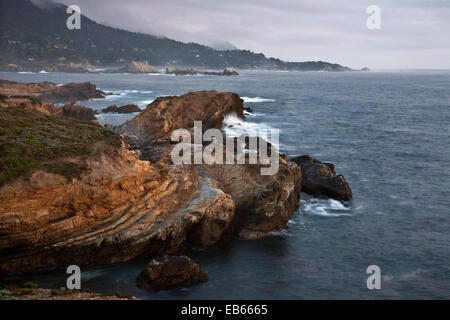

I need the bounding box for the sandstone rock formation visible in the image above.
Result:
[290,155,352,201]
[118,91,302,238]
[0,89,302,275]
[102,104,142,114]
[118,91,245,161]
[136,256,208,290]
[0,80,105,103]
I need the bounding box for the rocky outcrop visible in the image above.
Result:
[119,61,159,73]
[102,104,142,114]
[0,141,236,274]
[118,91,245,161]
[290,155,352,201]
[0,89,302,275]
[55,103,97,122]
[136,256,208,290]
[0,80,105,103]
[118,91,302,238]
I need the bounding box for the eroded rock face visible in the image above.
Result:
[290,155,352,201]
[118,91,245,162]
[0,90,302,275]
[0,142,236,274]
[136,256,208,290]
[204,158,301,239]
[118,91,302,238]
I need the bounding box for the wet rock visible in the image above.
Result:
[290,155,352,201]
[136,256,208,290]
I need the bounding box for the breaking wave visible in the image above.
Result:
[242,97,275,103]
[301,198,352,217]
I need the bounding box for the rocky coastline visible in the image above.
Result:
[0,80,351,295]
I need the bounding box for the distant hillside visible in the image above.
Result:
[0,0,352,72]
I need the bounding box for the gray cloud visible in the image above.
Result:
[52,0,450,69]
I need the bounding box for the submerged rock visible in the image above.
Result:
[136,256,208,290]
[290,155,352,201]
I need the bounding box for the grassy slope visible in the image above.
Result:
[0,106,122,186]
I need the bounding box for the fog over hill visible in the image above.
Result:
[0,0,352,72]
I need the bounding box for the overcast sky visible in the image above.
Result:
[50,0,450,69]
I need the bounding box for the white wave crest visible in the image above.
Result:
[242,97,275,103]
[301,198,352,217]
[222,112,279,147]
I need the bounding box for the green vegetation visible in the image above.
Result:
[0,289,11,297]
[0,107,122,186]
[23,282,38,289]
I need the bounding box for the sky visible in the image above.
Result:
[48,0,450,69]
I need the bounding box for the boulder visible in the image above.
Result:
[136,256,208,290]
[290,155,352,201]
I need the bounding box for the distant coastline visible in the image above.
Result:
[0,0,365,74]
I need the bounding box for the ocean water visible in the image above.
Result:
[1,70,449,299]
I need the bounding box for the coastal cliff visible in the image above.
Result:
[0,89,302,275]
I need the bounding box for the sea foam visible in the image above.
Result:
[241,97,275,103]
[301,198,352,217]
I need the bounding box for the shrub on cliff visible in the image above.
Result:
[0,107,122,186]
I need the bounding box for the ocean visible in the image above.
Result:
[1,70,449,299]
